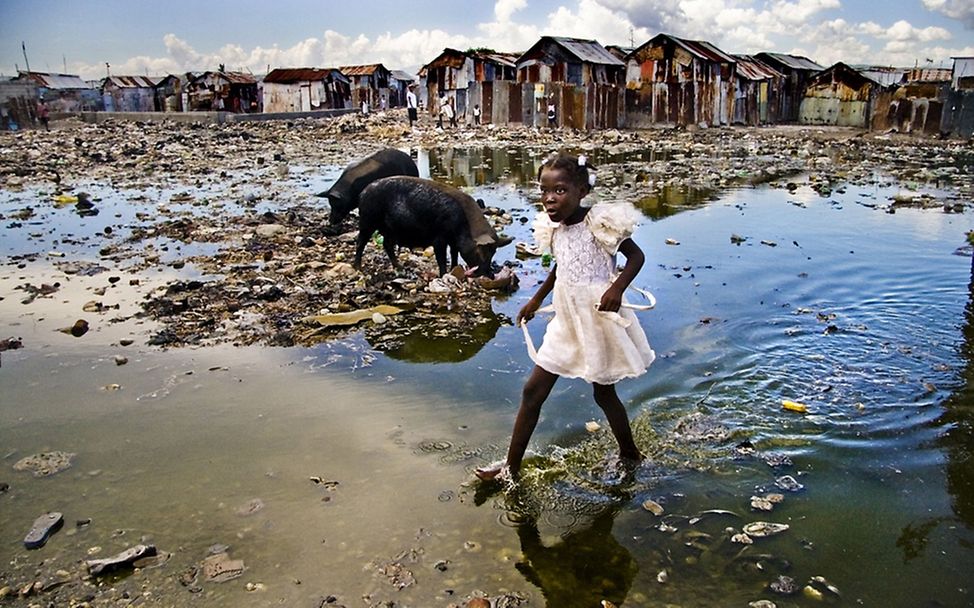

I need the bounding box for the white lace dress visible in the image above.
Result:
[530,203,655,384]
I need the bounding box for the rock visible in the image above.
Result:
[201,551,246,583]
[742,521,790,537]
[23,512,63,549]
[113,355,128,366]
[13,451,76,477]
[58,319,89,337]
[86,544,157,575]
[642,499,665,516]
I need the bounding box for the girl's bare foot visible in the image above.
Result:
[474,461,507,481]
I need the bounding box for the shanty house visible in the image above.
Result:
[14,71,100,113]
[799,62,884,128]
[875,67,952,135]
[423,48,519,123]
[153,74,183,112]
[754,52,823,123]
[101,75,161,112]
[515,36,625,129]
[732,55,784,125]
[340,64,391,111]
[943,57,974,137]
[261,68,351,113]
[388,70,415,108]
[516,36,624,86]
[624,33,737,128]
[187,70,258,112]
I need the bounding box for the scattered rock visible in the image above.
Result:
[86,544,157,576]
[13,451,76,477]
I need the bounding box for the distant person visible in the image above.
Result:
[380,95,387,111]
[547,98,556,128]
[472,104,482,125]
[476,152,654,482]
[36,98,50,131]
[361,99,370,115]
[406,85,418,128]
[441,95,456,128]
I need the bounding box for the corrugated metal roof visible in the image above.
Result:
[906,67,952,82]
[548,37,625,66]
[675,37,736,64]
[263,68,347,84]
[471,51,519,68]
[18,71,91,89]
[340,64,386,77]
[427,49,467,70]
[389,70,416,82]
[104,75,163,88]
[851,65,908,87]
[757,52,823,72]
[734,55,783,81]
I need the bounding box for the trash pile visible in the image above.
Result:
[1,112,971,350]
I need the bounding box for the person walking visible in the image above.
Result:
[476,152,655,482]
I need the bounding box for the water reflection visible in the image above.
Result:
[936,265,974,528]
[514,505,636,608]
[365,312,503,363]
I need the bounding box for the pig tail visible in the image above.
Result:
[537,151,597,190]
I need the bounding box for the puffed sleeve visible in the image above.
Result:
[532,211,557,254]
[586,202,642,254]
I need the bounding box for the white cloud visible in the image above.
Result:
[495,0,527,22]
[60,0,969,81]
[923,0,974,28]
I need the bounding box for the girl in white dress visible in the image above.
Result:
[476,152,655,481]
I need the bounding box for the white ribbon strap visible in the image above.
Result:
[521,286,656,363]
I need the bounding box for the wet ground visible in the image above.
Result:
[1,113,973,607]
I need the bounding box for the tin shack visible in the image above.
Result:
[799,62,884,128]
[732,55,784,125]
[754,52,824,123]
[101,75,162,112]
[516,36,625,129]
[339,64,391,111]
[261,68,351,113]
[624,33,737,128]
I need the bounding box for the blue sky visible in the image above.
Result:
[1,0,972,80]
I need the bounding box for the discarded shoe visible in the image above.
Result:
[24,511,63,549]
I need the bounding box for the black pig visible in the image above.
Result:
[317,148,419,229]
[354,176,513,276]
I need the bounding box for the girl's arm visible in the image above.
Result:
[599,238,644,312]
[517,265,557,325]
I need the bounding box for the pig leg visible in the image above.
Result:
[433,243,449,276]
[382,236,400,269]
[353,227,372,269]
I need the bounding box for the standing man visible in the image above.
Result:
[36,97,50,131]
[406,84,418,129]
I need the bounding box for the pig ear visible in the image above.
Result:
[495,234,514,248]
[475,233,494,246]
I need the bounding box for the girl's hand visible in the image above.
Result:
[598,285,624,313]
[517,299,541,325]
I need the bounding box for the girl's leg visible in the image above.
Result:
[476,366,558,480]
[593,383,642,461]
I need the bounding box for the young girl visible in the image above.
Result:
[476,152,655,481]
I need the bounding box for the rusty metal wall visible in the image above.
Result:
[941,89,974,137]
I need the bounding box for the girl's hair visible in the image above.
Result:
[537,151,597,190]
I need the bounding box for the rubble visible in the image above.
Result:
[2,111,972,352]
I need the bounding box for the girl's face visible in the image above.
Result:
[539,167,588,223]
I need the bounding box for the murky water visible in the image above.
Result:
[1,147,973,607]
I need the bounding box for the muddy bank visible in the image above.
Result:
[1,110,972,352]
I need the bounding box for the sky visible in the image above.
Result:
[1,0,972,81]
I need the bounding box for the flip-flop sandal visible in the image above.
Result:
[24,511,63,549]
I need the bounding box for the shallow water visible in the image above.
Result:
[1,148,973,607]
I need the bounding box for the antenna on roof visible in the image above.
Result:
[629,27,634,49]
[21,41,31,73]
